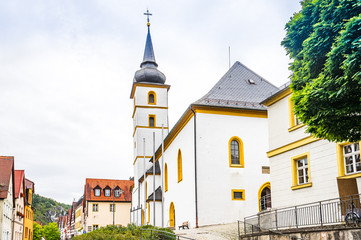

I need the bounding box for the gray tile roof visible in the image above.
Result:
[193,61,279,110]
[147,186,162,201]
[138,160,161,183]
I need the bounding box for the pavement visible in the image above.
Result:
[174,222,240,240]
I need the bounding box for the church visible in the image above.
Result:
[130,13,278,228]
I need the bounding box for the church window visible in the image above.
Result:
[148,91,156,104]
[229,137,244,167]
[145,181,148,199]
[232,189,245,200]
[147,203,150,224]
[165,163,168,192]
[92,204,98,212]
[149,115,156,127]
[291,152,312,190]
[177,149,183,182]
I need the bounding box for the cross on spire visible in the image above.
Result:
[144,9,152,26]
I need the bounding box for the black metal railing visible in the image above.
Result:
[140,229,195,240]
[243,194,361,235]
[237,220,304,240]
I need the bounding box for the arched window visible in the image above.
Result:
[148,91,156,104]
[229,137,244,167]
[177,149,183,182]
[147,202,150,224]
[165,163,168,192]
[169,202,175,227]
[145,181,148,199]
[149,115,156,127]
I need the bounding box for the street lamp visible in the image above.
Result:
[113,186,124,225]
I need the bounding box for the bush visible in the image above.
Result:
[72,224,176,240]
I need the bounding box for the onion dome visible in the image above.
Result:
[134,13,166,84]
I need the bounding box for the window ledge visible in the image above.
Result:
[288,123,305,132]
[229,164,244,168]
[337,172,361,179]
[291,182,312,190]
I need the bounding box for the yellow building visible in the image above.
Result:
[23,179,35,240]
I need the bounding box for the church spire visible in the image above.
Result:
[134,9,166,84]
[141,10,157,68]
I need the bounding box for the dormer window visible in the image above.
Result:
[94,186,101,197]
[104,186,111,197]
[114,186,123,197]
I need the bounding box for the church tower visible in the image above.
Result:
[130,10,169,225]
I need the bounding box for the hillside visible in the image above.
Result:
[33,194,71,225]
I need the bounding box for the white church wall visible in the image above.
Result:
[196,113,270,226]
[267,95,310,151]
[134,108,168,128]
[162,116,197,228]
[133,86,168,107]
[270,139,339,209]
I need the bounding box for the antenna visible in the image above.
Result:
[228,46,231,69]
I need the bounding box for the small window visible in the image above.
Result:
[291,152,312,190]
[232,189,245,200]
[94,188,101,197]
[104,189,111,197]
[110,204,115,212]
[149,115,156,127]
[92,204,98,212]
[148,91,156,104]
[93,225,99,231]
[88,226,92,232]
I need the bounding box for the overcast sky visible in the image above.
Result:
[0,1,301,204]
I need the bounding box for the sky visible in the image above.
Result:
[0,1,302,204]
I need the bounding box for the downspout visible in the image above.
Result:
[190,106,199,228]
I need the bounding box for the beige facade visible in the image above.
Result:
[85,201,131,232]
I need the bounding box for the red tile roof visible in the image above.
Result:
[14,170,25,198]
[84,178,133,202]
[0,156,14,199]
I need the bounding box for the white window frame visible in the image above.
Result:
[344,143,361,175]
[296,157,309,185]
[94,188,101,197]
[92,204,98,212]
[104,189,111,197]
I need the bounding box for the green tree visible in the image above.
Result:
[42,222,60,240]
[282,0,361,142]
[33,222,43,240]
